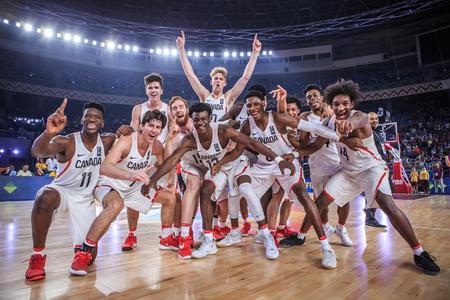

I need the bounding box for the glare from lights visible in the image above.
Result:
[92,40,97,46]
[210,51,214,57]
[149,48,154,54]
[239,51,244,57]
[163,48,170,56]
[124,44,130,51]
[36,28,42,33]
[3,19,9,24]
[132,45,138,52]
[156,48,162,55]
[171,48,177,56]
[223,51,229,58]
[73,35,81,43]
[231,51,237,57]
[106,41,115,50]
[83,38,89,44]
[202,52,207,57]
[0,149,4,154]
[100,42,105,47]
[63,33,72,41]
[24,23,33,32]
[117,44,122,50]
[187,50,192,56]
[56,32,62,38]
[15,22,21,28]
[247,51,251,56]
[262,50,267,55]
[194,51,199,57]
[13,149,19,155]
[268,50,273,55]
[43,28,54,38]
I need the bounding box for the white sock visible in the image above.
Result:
[173,226,181,236]
[337,224,345,231]
[161,226,172,238]
[204,232,214,241]
[319,237,331,249]
[213,217,219,227]
[413,245,424,256]
[297,232,306,240]
[219,220,226,228]
[243,217,249,223]
[232,227,240,235]
[32,247,46,256]
[322,222,331,230]
[180,224,190,237]
[238,183,265,221]
[278,224,286,230]
[260,226,271,236]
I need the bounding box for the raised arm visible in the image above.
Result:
[176,31,210,101]
[31,98,70,158]
[225,34,261,107]
[334,111,370,136]
[130,104,141,131]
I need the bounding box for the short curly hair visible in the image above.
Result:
[324,79,362,105]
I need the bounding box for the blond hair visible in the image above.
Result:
[169,96,189,109]
[210,67,228,80]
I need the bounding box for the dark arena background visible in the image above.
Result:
[0,0,449,299]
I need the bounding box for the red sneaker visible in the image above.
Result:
[213,226,225,240]
[70,251,91,276]
[122,233,137,251]
[271,231,280,248]
[220,225,231,235]
[25,254,46,281]
[240,222,252,236]
[177,235,193,259]
[159,234,178,251]
[276,226,297,238]
[189,227,194,241]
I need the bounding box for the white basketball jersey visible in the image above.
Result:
[235,104,248,124]
[248,112,293,165]
[307,113,341,176]
[105,132,154,191]
[177,131,204,168]
[53,132,104,198]
[192,122,227,170]
[329,111,385,174]
[205,94,226,122]
[140,102,169,143]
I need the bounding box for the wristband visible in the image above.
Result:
[274,156,283,164]
[293,151,300,158]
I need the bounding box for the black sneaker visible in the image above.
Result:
[365,218,387,228]
[414,251,440,275]
[279,235,305,248]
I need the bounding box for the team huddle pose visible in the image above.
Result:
[25,32,440,281]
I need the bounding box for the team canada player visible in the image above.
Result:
[25,99,116,281]
[280,84,353,248]
[145,103,294,260]
[299,79,440,275]
[176,31,261,122]
[69,110,174,276]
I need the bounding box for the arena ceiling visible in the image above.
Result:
[1,0,449,47]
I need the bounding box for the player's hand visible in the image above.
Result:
[335,119,353,136]
[269,85,287,103]
[176,30,185,49]
[278,159,295,176]
[141,179,158,197]
[127,168,151,185]
[164,184,177,194]
[227,120,241,129]
[116,125,134,138]
[252,34,262,54]
[340,137,363,151]
[225,140,237,153]
[321,103,334,119]
[167,124,180,141]
[46,98,68,135]
[282,153,295,162]
[211,162,223,176]
[286,128,297,139]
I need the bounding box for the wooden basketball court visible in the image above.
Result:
[0,195,448,299]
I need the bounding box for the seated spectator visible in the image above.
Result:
[419,166,429,193]
[35,158,47,174]
[17,164,32,176]
[433,163,444,194]
[45,157,57,174]
[8,165,17,176]
[410,167,419,193]
[34,167,45,176]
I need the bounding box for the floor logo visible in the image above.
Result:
[4,181,17,194]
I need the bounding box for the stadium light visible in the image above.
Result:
[132,45,139,52]
[149,48,154,54]
[124,44,130,51]
[63,33,72,41]
[210,51,214,57]
[239,51,244,57]
[171,48,177,56]
[163,48,170,56]
[24,23,33,32]
[92,40,97,46]
[13,149,19,155]
[187,50,192,56]
[262,50,267,55]
[106,41,115,50]
[56,32,62,38]
[36,27,42,33]
[194,51,199,57]
[156,48,162,55]
[83,38,89,44]
[100,42,105,47]
[0,149,4,153]
[117,44,122,50]
[247,51,251,56]
[43,28,54,38]
[3,19,9,24]
[223,51,229,58]
[268,50,273,55]
[203,52,207,57]
[73,35,81,43]
[231,51,237,57]
[15,22,21,28]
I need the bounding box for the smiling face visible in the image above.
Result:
[246,96,266,121]
[331,94,354,120]
[170,99,189,126]
[140,119,163,144]
[286,103,300,118]
[192,111,211,134]
[305,89,324,112]
[210,72,226,94]
[145,81,163,101]
[81,107,104,135]
[368,112,379,129]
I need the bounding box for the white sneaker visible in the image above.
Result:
[191,237,217,259]
[321,245,337,269]
[217,232,242,248]
[263,233,279,260]
[254,230,264,244]
[323,223,335,242]
[335,226,353,247]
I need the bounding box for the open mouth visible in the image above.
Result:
[86,123,97,130]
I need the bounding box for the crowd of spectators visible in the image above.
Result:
[0,157,57,177]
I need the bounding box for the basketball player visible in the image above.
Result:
[118,73,176,252]
[144,103,294,260]
[280,84,353,248]
[26,99,116,281]
[176,31,261,121]
[299,79,440,275]
[70,110,174,276]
